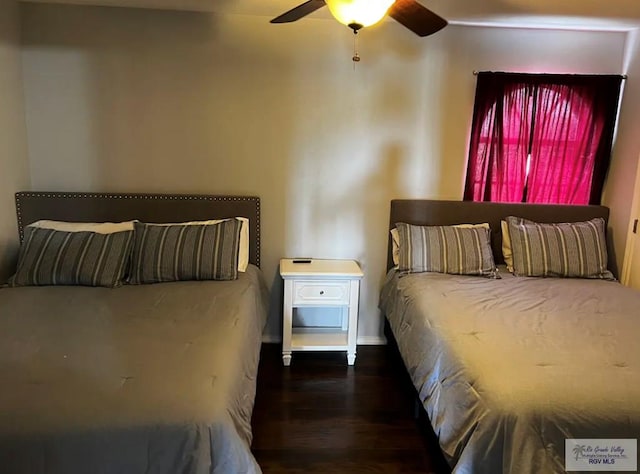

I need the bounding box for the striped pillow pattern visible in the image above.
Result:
[505,216,615,280]
[9,227,133,288]
[128,219,242,284]
[396,223,499,278]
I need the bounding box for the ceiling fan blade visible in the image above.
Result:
[388,0,447,37]
[270,0,327,23]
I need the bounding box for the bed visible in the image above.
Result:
[0,192,268,474]
[380,199,640,474]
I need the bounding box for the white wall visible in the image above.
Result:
[620,156,640,289]
[21,3,628,340]
[603,29,640,276]
[0,0,30,282]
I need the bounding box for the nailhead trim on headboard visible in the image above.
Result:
[15,192,261,267]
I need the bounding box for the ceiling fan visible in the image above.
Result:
[270,0,447,37]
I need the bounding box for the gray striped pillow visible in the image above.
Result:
[396,223,499,278]
[9,227,133,288]
[128,219,242,284]
[505,216,615,280]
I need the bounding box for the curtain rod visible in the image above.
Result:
[472,70,628,79]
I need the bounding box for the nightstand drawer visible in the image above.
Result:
[292,280,350,305]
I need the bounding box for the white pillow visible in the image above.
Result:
[391,222,490,267]
[391,228,401,267]
[27,220,136,234]
[501,220,514,273]
[150,218,249,272]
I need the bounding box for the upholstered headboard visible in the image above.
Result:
[15,192,261,267]
[387,199,615,276]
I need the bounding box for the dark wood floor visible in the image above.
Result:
[251,344,450,474]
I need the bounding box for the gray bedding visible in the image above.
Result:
[380,268,640,474]
[0,265,268,474]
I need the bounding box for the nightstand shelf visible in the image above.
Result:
[291,327,349,351]
[280,258,363,366]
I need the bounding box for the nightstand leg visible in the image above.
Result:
[282,280,293,367]
[346,280,360,367]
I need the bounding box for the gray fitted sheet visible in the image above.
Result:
[380,268,640,474]
[0,265,268,474]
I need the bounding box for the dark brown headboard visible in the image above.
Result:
[15,192,261,267]
[388,199,615,275]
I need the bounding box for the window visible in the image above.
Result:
[464,73,623,205]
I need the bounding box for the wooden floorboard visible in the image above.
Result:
[251,344,451,473]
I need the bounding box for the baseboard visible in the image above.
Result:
[262,335,387,345]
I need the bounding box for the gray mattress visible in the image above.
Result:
[0,265,268,474]
[380,268,640,474]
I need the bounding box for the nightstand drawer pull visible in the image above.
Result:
[292,280,350,305]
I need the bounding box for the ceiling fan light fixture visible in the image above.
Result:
[325,0,396,28]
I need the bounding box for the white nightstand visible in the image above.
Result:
[280,258,364,366]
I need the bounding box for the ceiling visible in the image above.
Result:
[22,0,640,31]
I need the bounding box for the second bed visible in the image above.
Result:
[380,199,640,473]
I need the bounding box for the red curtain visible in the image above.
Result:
[464,73,622,205]
[464,75,532,202]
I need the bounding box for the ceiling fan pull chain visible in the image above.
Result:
[352,30,361,66]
